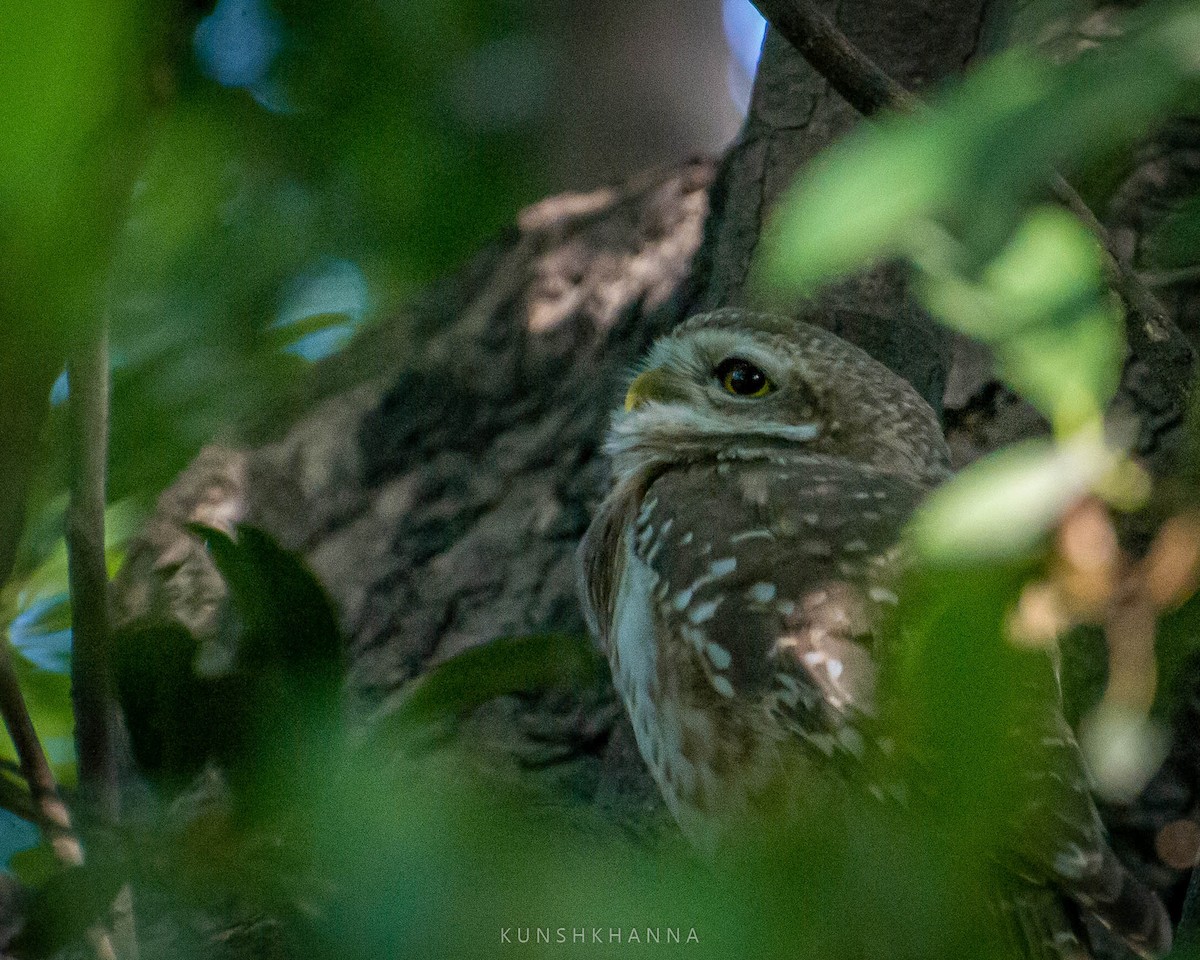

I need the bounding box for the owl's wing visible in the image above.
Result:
[632,457,915,735]
[628,458,1169,958]
[1007,703,1171,957]
[576,474,646,652]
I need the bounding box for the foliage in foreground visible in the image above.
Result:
[2,0,1200,958]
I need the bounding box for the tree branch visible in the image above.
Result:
[66,319,136,960]
[750,0,918,117]
[66,318,119,819]
[0,642,84,866]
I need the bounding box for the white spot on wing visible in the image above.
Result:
[748,582,776,603]
[688,598,721,624]
[681,625,706,649]
[706,642,732,670]
[730,528,773,544]
[868,586,899,605]
[710,557,737,577]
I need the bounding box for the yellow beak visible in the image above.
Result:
[624,368,681,412]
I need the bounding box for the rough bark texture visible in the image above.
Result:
[109,0,1200,954]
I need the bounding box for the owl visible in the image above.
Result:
[577,309,1170,959]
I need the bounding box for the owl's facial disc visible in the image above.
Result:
[608,310,953,487]
[626,352,781,412]
[620,334,823,454]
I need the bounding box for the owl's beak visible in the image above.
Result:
[624,368,683,412]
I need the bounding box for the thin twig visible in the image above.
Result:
[1140,264,1200,289]
[67,317,136,960]
[66,317,118,818]
[0,644,120,960]
[751,0,918,117]
[0,641,84,867]
[751,0,1193,401]
[0,760,40,824]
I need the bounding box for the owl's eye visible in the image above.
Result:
[715,358,772,398]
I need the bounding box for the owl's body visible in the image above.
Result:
[600,456,923,847]
[578,310,1171,958]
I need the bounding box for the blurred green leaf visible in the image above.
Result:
[762,1,1200,298]
[268,311,356,355]
[190,524,343,693]
[184,524,344,816]
[907,434,1119,564]
[2,500,142,623]
[8,858,124,960]
[9,844,61,891]
[112,621,229,785]
[383,633,606,739]
[883,558,1066,880]
[915,207,1124,428]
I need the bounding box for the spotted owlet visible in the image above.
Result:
[577,309,1170,959]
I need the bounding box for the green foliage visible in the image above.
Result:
[915,207,1124,430]
[90,0,550,500]
[0,0,154,336]
[908,433,1119,563]
[383,633,607,741]
[111,524,345,817]
[81,531,1069,960]
[0,501,144,788]
[757,0,1200,939]
[4,0,1200,956]
[761,0,1200,433]
[9,859,126,960]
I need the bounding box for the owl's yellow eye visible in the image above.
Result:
[715,358,772,398]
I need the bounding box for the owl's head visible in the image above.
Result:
[606,309,951,487]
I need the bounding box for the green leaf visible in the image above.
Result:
[1,499,143,629]
[189,524,344,691]
[8,859,124,960]
[758,50,1052,293]
[915,207,1124,429]
[186,523,345,818]
[906,435,1120,564]
[760,1,1200,298]
[993,307,1123,431]
[382,634,606,738]
[268,311,356,353]
[111,621,224,784]
[9,844,60,890]
[760,127,953,292]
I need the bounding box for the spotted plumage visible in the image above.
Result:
[577,309,1170,959]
